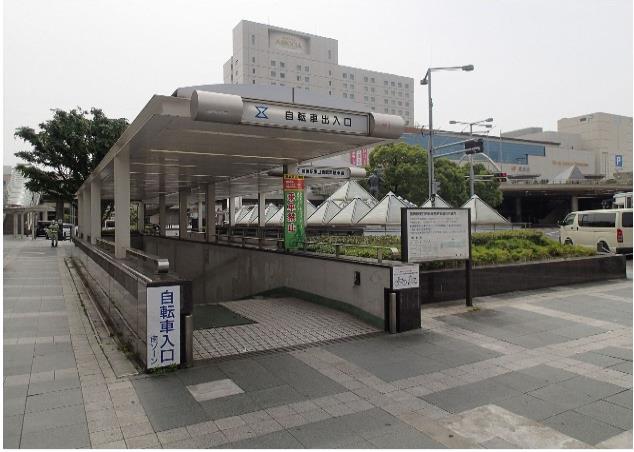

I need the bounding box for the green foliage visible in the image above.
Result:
[365,142,502,207]
[14,107,128,202]
[306,230,595,267]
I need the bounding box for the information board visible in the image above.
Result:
[392,265,420,290]
[401,208,470,263]
[146,285,181,369]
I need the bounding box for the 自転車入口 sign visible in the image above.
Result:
[147,285,181,369]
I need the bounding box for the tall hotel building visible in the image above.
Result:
[223,20,414,126]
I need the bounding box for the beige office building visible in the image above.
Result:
[223,20,415,125]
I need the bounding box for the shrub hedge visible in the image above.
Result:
[305,230,595,267]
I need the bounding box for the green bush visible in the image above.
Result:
[306,230,595,267]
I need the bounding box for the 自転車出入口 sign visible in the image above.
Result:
[147,285,180,369]
[283,174,305,250]
[401,208,470,263]
[243,102,369,135]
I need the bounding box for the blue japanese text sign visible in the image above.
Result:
[146,285,181,369]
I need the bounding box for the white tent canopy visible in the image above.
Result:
[328,198,371,225]
[306,200,342,225]
[327,180,378,207]
[357,191,409,225]
[421,195,452,208]
[247,203,280,225]
[461,194,510,225]
[552,165,585,183]
[266,200,316,225]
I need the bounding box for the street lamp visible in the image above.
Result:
[449,118,494,197]
[420,65,474,206]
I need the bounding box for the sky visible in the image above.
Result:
[3,0,633,166]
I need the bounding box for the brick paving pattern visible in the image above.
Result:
[4,236,632,448]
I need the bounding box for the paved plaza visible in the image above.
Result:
[3,236,633,448]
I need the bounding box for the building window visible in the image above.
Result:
[297,64,301,71]
[271,82,276,85]
[280,72,285,79]
[370,97,375,102]
[384,99,388,104]
[350,93,355,99]
[343,93,348,98]
[405,92,409,98]
[343,83,348,89]
[271,60,276,66]
[391,100,395,105]
[364,86,368,92]
[405,111,410,116]
[280,83,285,86]
[371,106,375,111]
[328,80,331,86]
[305,87,309,91]
[270,70,276,77]
[405,83,409,89]
[371,87,375,92]
[350,74,355,80]
[304,65,309,72]
[384,80,388,86]
[398,110,403,115]
[251,35,255,45]
[252,68,255,74]
[280,61,285,68]
[391,109,396,114]
[350,84,354,89]
[398,82,402,88]
[296,75,301,81]
[391,81,395,87]
[329,90,332,95]
[252,57,255,63]
[364,96,369,102]
[329,70,332,76]
[252,79,255,84]
[405,120,409,125]
[398,91,402,97]
[371,77,375,83]
[384,108,389,113]
[384,89,388,95]
[398,101,402,106]
[304,76,310,83]
[405,102,409,107]
[364,76,368,82]
[343,73,347,79]
[328,49,332,59]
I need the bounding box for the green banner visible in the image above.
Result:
[283,174,305,250]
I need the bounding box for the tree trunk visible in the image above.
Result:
[56,199,64,221]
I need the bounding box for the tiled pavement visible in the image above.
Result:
[3,236,633,448]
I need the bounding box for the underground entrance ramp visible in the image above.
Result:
[193,296,380,360]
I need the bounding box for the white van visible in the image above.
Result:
[560,208,632,254]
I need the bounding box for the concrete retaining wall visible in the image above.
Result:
[142,235,391,326]
[419,254,627,304]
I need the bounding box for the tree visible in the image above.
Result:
[13,108,128,215]
[364,142,502,207]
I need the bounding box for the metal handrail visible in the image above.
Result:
[301,241,399,263]
[125,247,170,274]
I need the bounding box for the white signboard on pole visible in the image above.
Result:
[147,285,181,369]
[392,265,420,290]
[402,208,470,263]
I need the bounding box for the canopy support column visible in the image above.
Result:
[114,148,130,258]
[205,183,216,242]
[258,193,266,229]
[90,179,102,244]
[13,213,18,238]
[137,202,145,234]
[228,196,236,233]
[179,189,189,240]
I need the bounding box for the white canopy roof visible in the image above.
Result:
[357,191,408,225]
[247,203,279,225]
[306,200,342,225]
[461,194,510,225]
[552,165,585,183]
[235,205,254,224]
[266,200,316,225]
[421,195,452,208]
[328,198,371,225]
[327,180,378,207]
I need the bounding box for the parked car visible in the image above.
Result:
[560,208,632,254]
[35,220,52,238]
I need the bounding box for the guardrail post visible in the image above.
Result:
[183,314,193,367]
[377,248,383,263]
[335,244,342,258]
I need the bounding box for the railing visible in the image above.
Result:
[301,240,399,263]
[125,247,170,274]
[95,237,115,254]
[215,232,284,250]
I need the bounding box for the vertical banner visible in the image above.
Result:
[147,285,181,369]
[283,174,305,250]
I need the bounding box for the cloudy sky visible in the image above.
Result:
[3,0,632,165]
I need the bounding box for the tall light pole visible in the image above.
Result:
[449,118,493,197]
[420,64,474,206]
